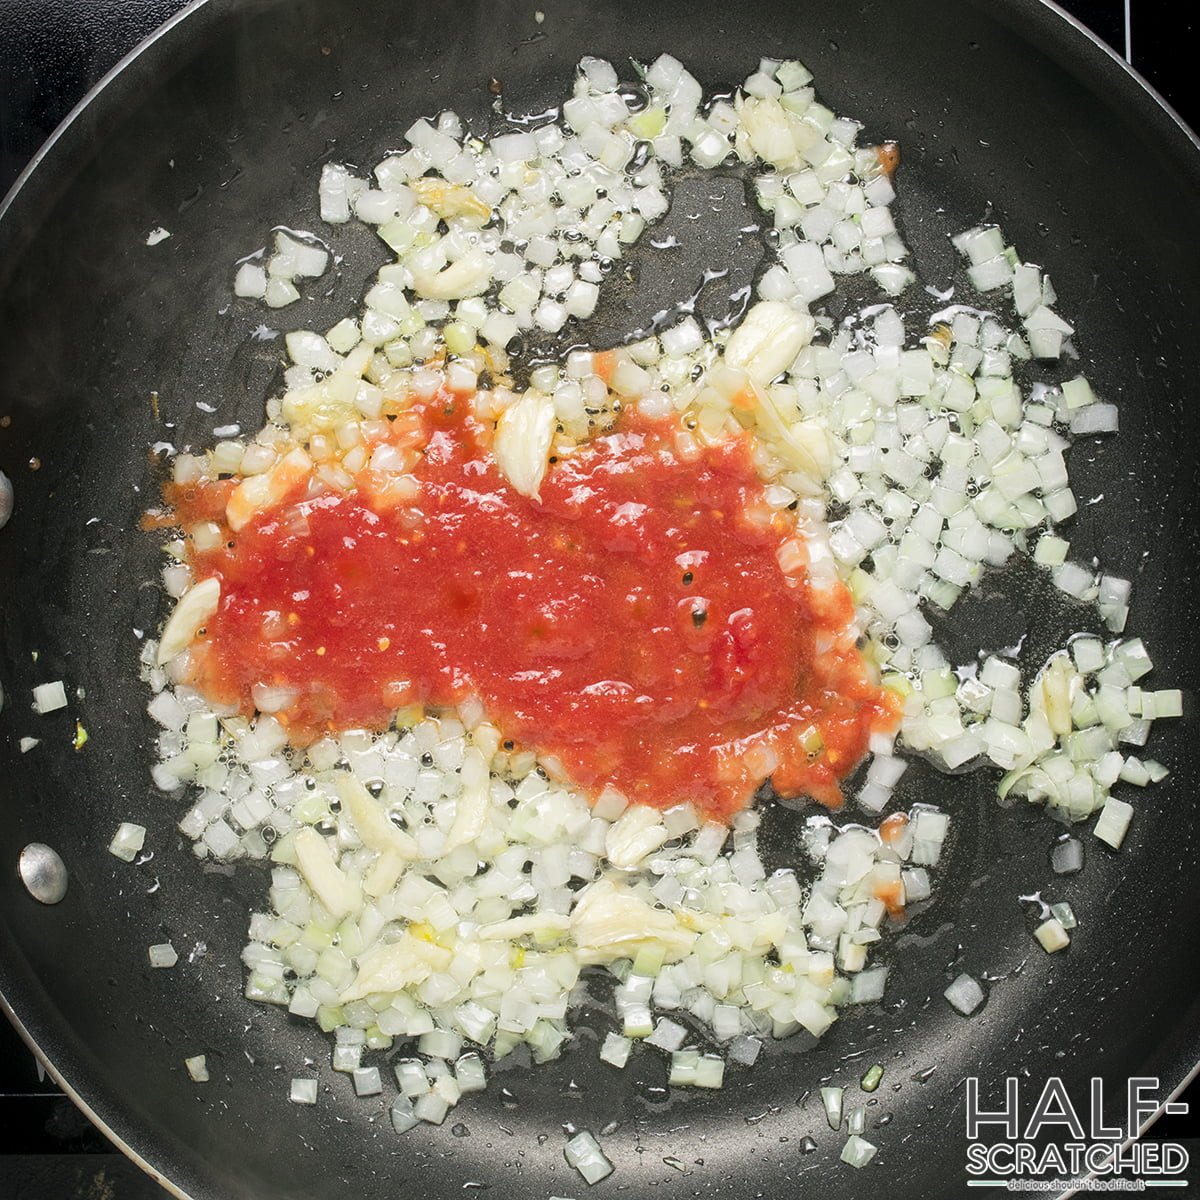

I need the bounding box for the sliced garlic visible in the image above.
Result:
[410,247,493,300]
[1034,653,1078,738]
[226,447,312,532]
[336,775,419,859]
[492,390,556,501]
[408,177,493,224]
[745,379,832,482]
[293,826,362,920]
[724,299,816,385]
[363,849,405,899]
[156,577,220,666]
[605,804,670,869]
[443,747,490,852]
[339,934,452,1002]
[477,912,571,941]
[570,879,698,966]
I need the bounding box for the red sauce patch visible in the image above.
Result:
[169,395,897,821]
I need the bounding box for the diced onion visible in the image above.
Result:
[821,1085,844,1130]
[944,973,985,1016]
[1034,917,1071,953]
[149,943,178,968]
[841,1135,878,1169]
[1094,798,1133,849]
[185,1055,209,1083]
[32,681,69,714]
[564,1131,614,1184]
[109,822,147,863]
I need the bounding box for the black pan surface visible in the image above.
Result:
[1,1,1198,1197]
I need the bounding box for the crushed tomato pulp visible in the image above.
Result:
[166,393,898,822]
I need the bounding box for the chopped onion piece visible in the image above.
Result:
[390,1095,419,1133]
[1051,837,1083,874]
[646,1018,688,1052]
[185,1055,209,1083]
[149,942,178,969]
[455,1053,487,1094]
[353,1066,382,1096]
[692,1055,725,1089]
[234,262,267,299]
[600,1032,633,1068]
[1094,797,1133,849]
[394,1059,430,1097]
[841,1134,878,1169]
[414,1092,450,1125]
[109,822,147,863]
[564,1131,614,1184]
[821,1085,844,1130]
[32,681,68,714]
[944,973,985,1016]
[1034,917,1070,953]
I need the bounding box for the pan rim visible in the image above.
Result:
[1029,0,1200,155]
[0,0,212,229]
[1,1,1198,1197]
[0,985,194,1200]
[3,0,1200,234]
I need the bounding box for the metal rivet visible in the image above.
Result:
[19,843,68,905]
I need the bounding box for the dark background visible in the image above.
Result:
[0,0,1196,1196]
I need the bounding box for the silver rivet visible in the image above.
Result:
[19,843,68,905]
[0,470,11,531]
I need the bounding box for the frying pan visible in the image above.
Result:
[1,1,1198,1197]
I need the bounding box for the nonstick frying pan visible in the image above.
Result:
[1,1,1198,1197]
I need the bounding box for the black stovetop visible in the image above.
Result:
[0,1,1197,1196]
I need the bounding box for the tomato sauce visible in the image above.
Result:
[169,395,897,822]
